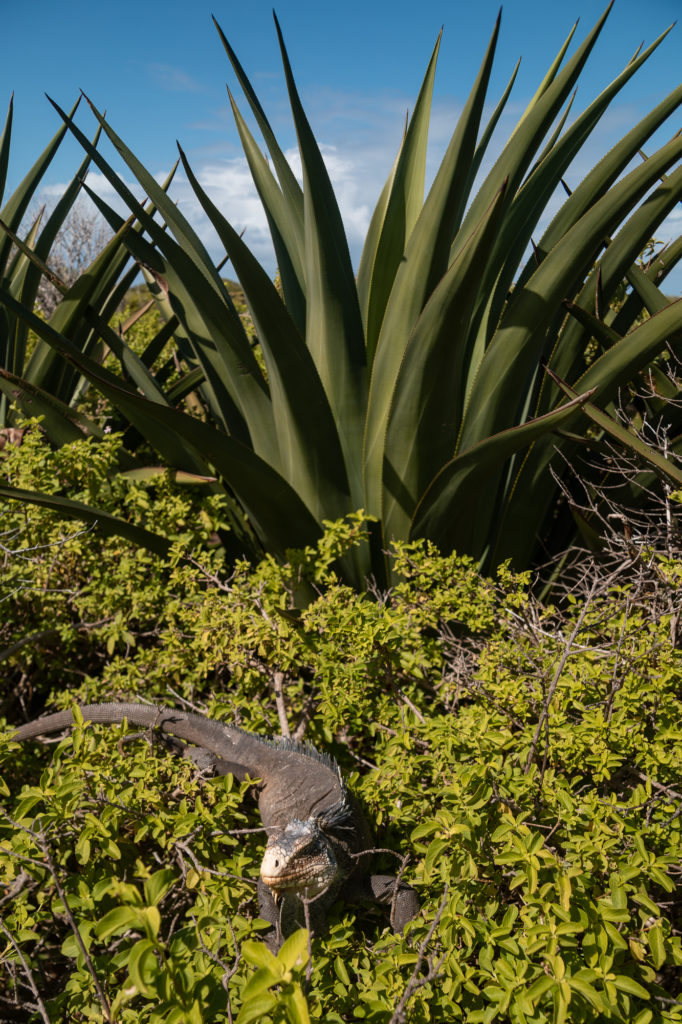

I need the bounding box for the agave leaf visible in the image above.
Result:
[526,82,682,273]
[213,16,304,218]
[1,216,43,386]
[20,123,103,315]
[1,283,322,555]
[356,143,401,338]
[273,13,367,508]
[48,96,278,459]
[544,163,682,398]
[358,32,441,364]
[0,98,79,275]
[562,301,623,350]
[574,297,682,404]
[0,95,13,205]
[455,4,613,247]
[0,213,66,299]
[85,379,323,556]
[1,200,137,404]
[475,25,674,351]
[513,18,578,130]
[0,482,172,557]
[226,89,306,335]
[466,57,520,198]
[118,467,216,485]
[139,309,180,371]
[24,214,135,397]
[9,163,82,378]
[492,299,682,569]
[643,233,682,289]
[382,183,508,544]
[526,89,577,178]
[410,391,593,557]
[0,368,103,447]
[177,142,351,523]
[458,131,682,452]
[364,12,501,520]
[84,306,172,404]
[624,262,675,318]
[86,202,250,442]
[164,366,205,405]
[1,285,214,478]
[80,98,232,295]
[547,370,682,487]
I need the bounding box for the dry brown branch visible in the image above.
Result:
[272,671,291,738]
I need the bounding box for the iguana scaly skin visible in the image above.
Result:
[12,703,419,948]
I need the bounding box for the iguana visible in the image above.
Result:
[12,703,419,948]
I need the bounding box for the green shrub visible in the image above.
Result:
[1,435,680,1021]
[0,421,229,707]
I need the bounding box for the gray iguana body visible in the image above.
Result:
[12,703,418,947]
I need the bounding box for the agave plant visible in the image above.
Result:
[1,4,682,586]
[0,95,93,439]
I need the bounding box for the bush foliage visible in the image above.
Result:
[1,426,681,1023]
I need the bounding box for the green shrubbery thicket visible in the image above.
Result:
[1,423,681,1023]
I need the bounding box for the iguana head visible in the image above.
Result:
[260,817,340,899]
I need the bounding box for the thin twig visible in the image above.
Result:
[0,920,52,1024]
[189,914,241,1024]
[35,828,112,1023]
[272,671,291,739]
[524,581,598,775]
[389,887,449,1024]
[301,900,313,991]
[635,771,682,804]
[174,840,258,887]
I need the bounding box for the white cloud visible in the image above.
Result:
[147,64,206,94]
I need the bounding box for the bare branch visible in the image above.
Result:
[524,581,599,775]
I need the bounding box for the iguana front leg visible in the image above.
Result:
[344,873,420,932]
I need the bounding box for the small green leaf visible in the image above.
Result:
[143,868,177,907]
[648,926,666,969]
[241,939,281,972]
[241,965,282,1000]
[235,991,278,1024]
[558,873,571,911]
[95,906,144,940]
[60,921,93,959]
[282,983,311,1024]
[612,975,650,999]
[278,928,309,972]
[126,938,159,998]
[411,820,441,841]
[75,835,91,865]
[140,905,161,940]
[424,837,449,876]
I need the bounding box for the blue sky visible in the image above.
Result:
[3,0,681,288]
